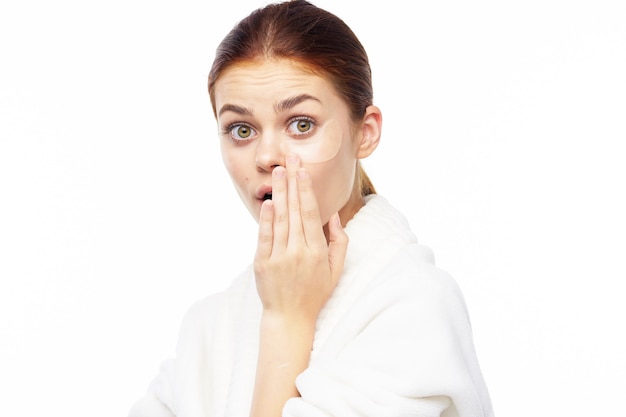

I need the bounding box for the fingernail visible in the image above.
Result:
[287,154,299,164]
[274,166,285,177]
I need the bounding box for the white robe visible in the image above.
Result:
[129,195,494,417]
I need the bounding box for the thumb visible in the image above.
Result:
[327,212,349,282]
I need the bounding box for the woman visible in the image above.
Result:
[129,1,494,416]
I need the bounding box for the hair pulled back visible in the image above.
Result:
[208,0,376,195]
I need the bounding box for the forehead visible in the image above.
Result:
[214,60,339,108]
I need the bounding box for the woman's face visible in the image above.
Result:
[213,59,364,227]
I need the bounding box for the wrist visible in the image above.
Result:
[260,310,317,342]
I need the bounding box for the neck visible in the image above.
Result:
[323,188,365,242]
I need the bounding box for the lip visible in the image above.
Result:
[255,184,273,201]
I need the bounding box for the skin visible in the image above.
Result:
[213,58,382,417]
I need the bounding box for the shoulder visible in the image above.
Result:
[329,241,475,358]
[318,241,473,355]
[367,243,467,312]
[296,243,492,416]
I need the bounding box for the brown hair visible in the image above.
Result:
[208,0,376,195]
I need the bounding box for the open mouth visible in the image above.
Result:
[256,186,273,202]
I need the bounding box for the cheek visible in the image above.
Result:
[221,147,245,182]
[308,155,357,222]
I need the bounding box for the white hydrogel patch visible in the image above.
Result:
[279,119,342,163]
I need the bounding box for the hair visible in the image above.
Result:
[208,0,376,195]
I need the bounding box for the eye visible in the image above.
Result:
[287,117,315,136]
[228,123,256,141]
[295,120,311,133]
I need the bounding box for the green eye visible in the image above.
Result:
[228,123,255,141]
[288,118,315,136]
[296,120,311,132]
[235,125,252,138]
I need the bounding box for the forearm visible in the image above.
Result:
[249,311,315,417]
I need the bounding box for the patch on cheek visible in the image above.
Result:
[280,119,342,164]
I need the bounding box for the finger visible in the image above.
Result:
[271,166,288,250]
[286,154,304,245]
[296,167,325,248]
[255,199,275,262]
[327,212,349,282]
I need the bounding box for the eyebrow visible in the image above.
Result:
[217,94,321,118]
[218,104,253,117]
[274,94,321,113]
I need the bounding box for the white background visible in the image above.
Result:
[1,0,624,416]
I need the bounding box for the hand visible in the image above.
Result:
[253,154,349,323]
[250,154,348,416]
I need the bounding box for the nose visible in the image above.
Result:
[255,132,284,172]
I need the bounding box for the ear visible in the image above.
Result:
[357,105,382,159]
